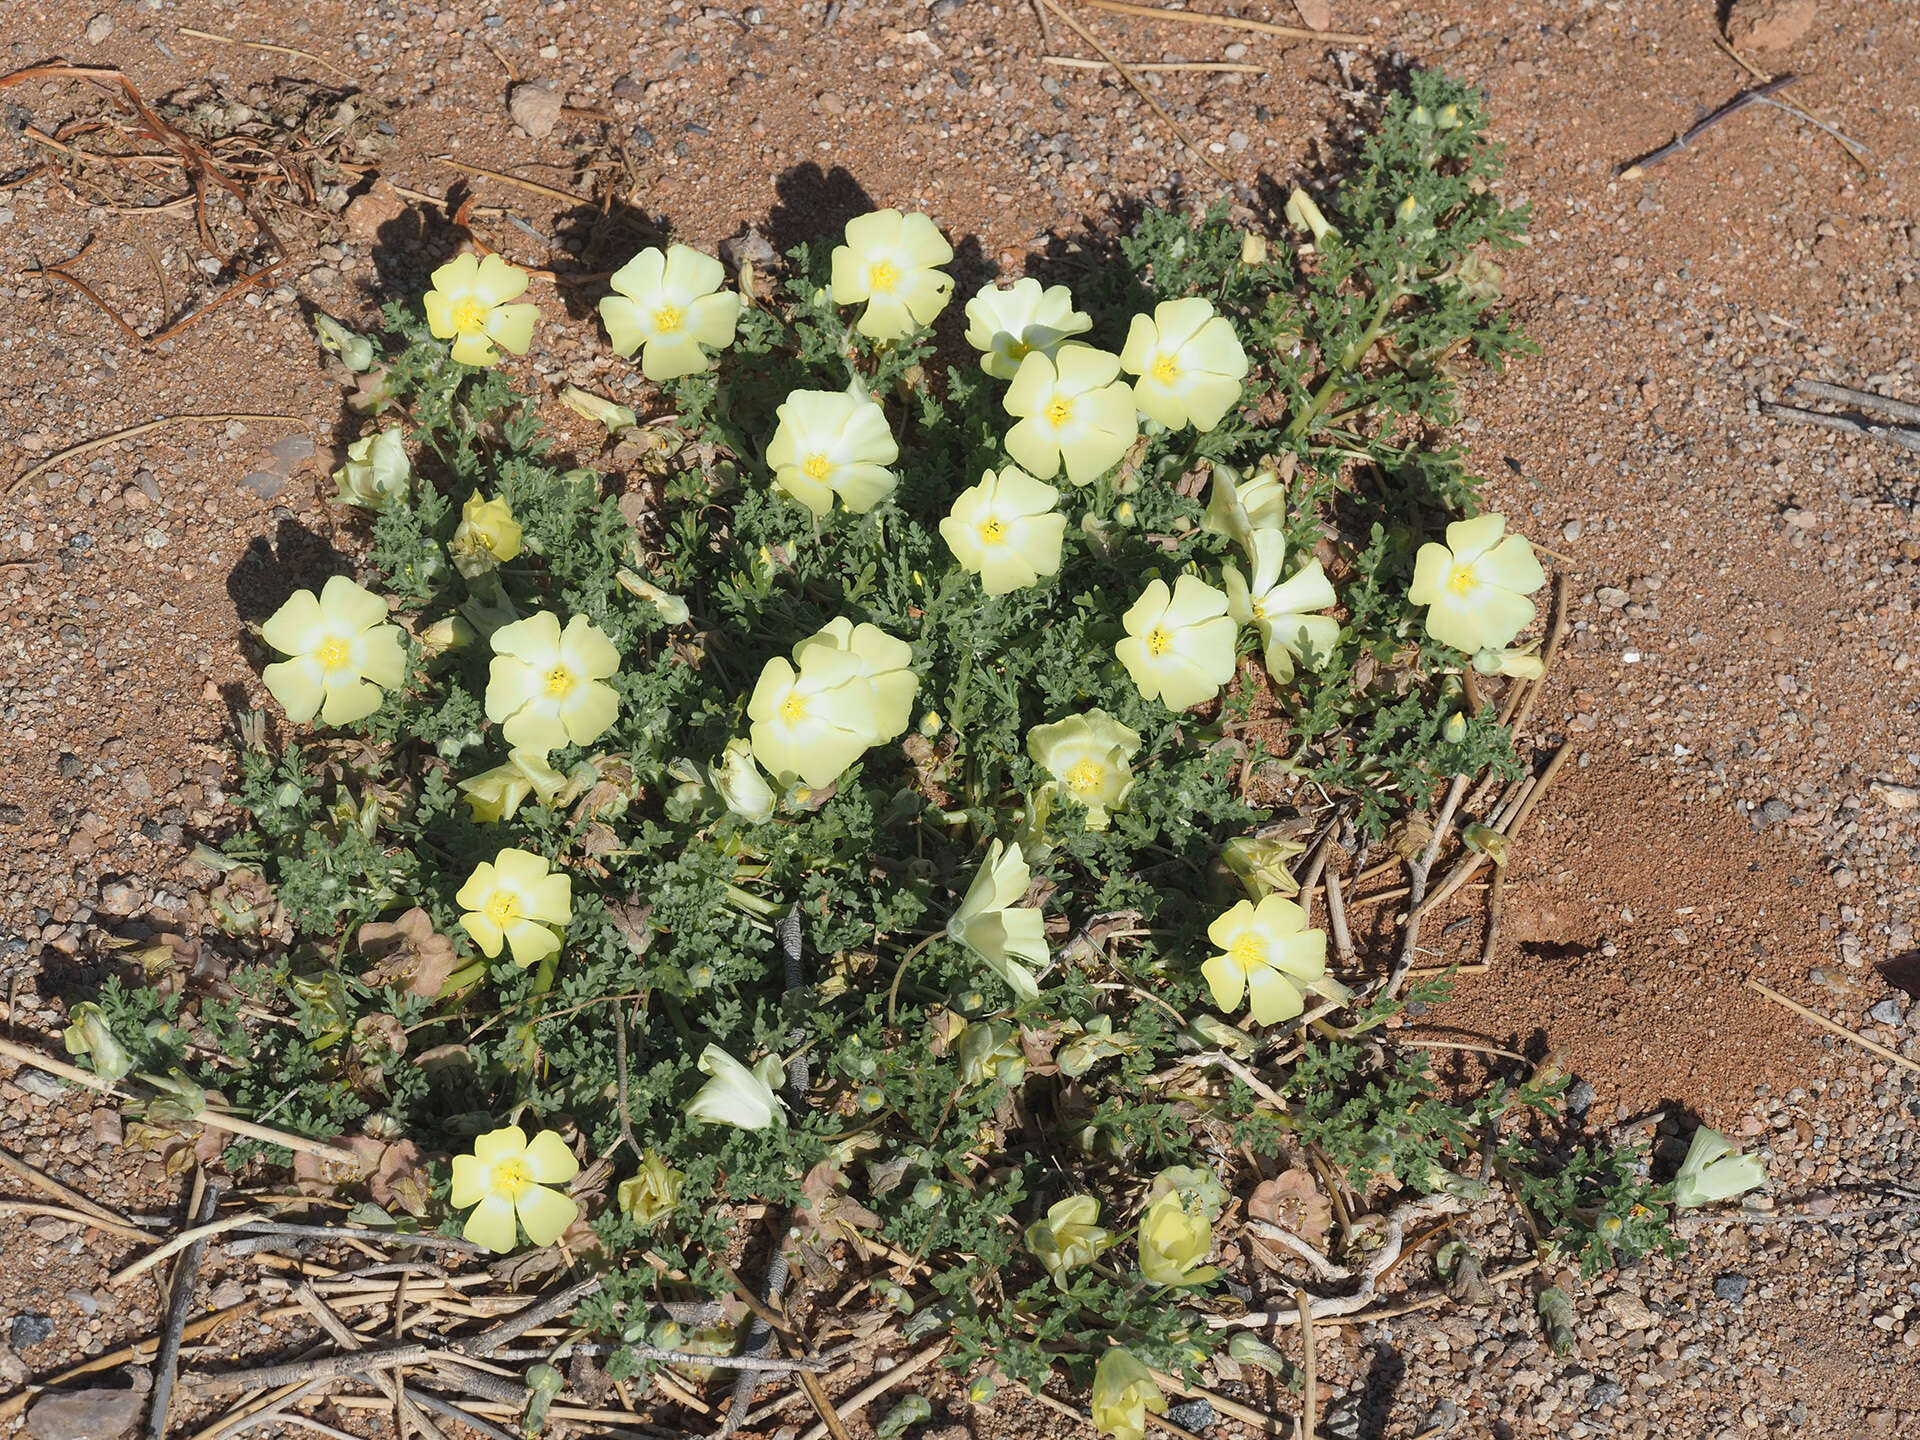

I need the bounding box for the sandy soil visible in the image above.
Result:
[3,0,1918,1436]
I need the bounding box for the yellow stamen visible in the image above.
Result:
[1064,759,1104,795]
[1231,934,1266,970]
[802,453,833,481]
[1447,563,1477,595]
[490,1157,532,1200]
[543,666,576,698]
[977,517,1007,546]
[868,260,899,292]
[450,297,489,334]
[1007,339,1032,361]
[1145,624,1173,658]
[1151,354,1179,384]
[653,304,684,333]
[1250,599,1267,621]
[780,693,807,724]
[485,891,521,927]
[1044,397,1073,429]
[315,638,351,672]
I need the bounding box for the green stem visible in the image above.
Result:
[1286,282,1404,441]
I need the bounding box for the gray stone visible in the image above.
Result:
[1759,798,1792,823]
[1868,997,1905,1027]
[24,1386,143,1440]
[1713,1272,1750,1304]
[1583,1378,1626,1410]
[10,1314,54,1348]
[1167,1399,1215,1431]
[1565,1078,1595,1118]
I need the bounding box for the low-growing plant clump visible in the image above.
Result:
[65,72,1768,1432]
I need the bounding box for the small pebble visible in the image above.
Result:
[10,1314,55,1349]
[1759,798,1792,823]
[1713,1273,1750,1304]
[1867,997,1905,1028]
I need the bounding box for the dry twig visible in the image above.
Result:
[1746,978,1920,1079]
[1080,0,1369,44]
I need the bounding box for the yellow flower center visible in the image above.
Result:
[1006,339,1032,361]
[1065,759,1105,795]
[653,304,684,333]
[802,452,833,481]
[1044,396,1074,429]
[1447,563,1478,595]
[868,259,899,292]
[1250,599,1267,621]
[543,665,577,698]
[1231,934,1266,970]
[485,890,521,927]
[1151,353,1179,384]
[315,637,352,672]
[450,297,489,334]
[1145,624,1173,658]
[780,693,808,724]
[977,516,1007,546]
[489,1156,532,1201]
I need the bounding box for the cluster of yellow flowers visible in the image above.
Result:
[746,616,917,789]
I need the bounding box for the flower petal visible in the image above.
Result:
[462,1193,521,1254]
[521,1129,581,1185]
[514,1183,580,1246]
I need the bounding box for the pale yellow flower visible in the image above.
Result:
[423,253,538,368]
[1025,710,1141,831]
[1201,460,1287,543]
[599,244,742,382]
[1090,1348,1167,1440]
[1026,1195,1114,1287]
[456,847,573,968]
[485,612,621,756]
[1202,894,1326,1025]
[1222,528,1339,683]
[685,1044,787,1130]
[1114,575,1238,712]
[448,492,524,579]
[1119,298,1249,433]
[829,209,954,341]
[616,1150,687,1228]
[1136,1189,1219,1288]
[1284,186,1341,245]
[937,465,1067,596]
[450,1125,579,1254]
[963,278,1092,380]
[946,839,1047,1001]
[261,575,408,726]
[765,387,899,517]
[710,739,776,823]
[791,617,918,742]
[332,428,410,511]
[1004,347,1138,487]
[747,648,878,790]
[1672,1127,1769,1209]
[1408,514,1546,654]
[557,385,637,434]
[459,747,567,823]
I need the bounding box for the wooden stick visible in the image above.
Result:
[0,1302,258,1421]
[1791,379,1920,425]
[1296,1288,1317,1440]
[1759,402,1920,454]
[0,1199,156,1245]
[795,1343,948,1440]
[1042,55,1265,73]
[1616,74,1800,178]
[1080,0,1369,44]
[176,27,360,83]
[1746,978,1920,1078]
[148,1178,226,1440]
[437,157,591,205]
[1146,1365,1291,1437]
[5,414,303,496]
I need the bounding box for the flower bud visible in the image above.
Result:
[558,385,638,435]
[63,1002,132,1082]
[1284,187,1340,245]
[1239,231,1269,265]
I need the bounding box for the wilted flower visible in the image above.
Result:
[558,384,637,434]
[313,312,375,372]
[599,244,743,382]
[450,1125,579,1254]
[448,492,524,578]
[1145,1165,1228,1220]
[1025,709,1141,831]
[791,617,918,742]
[1004,346,1138,487]
[617,1150,687,1227]
[1221,834,1306,900]
[332,428,410,511]
[685,1044,787,1130]
[938,465,1067,596]
[1284,186,1340,245]
[1090,1348,1166,1440]
[1119,297,1249,433]
[1055,1015,1140,1077]
[423,253,538,368]
[963,278,1093,380]
[261,575,408,727]
[458,747,567,823]
[946,839,1048,1001]
[1202,894,1327,1026]
[1222,528,1339,682]
[1471,644,1545,679]
[484,611,621,756]
[749,648,878,789]
[1672,1127,1768,1209]
[63,1002,131,1083]
[766,386,900,517]
[1408,514,1546,654]
[1240,231,1269,265]
[615,569,691,625]
[1025,1195,1114,1286]
[709,739,776,823]
[956,1019,1027,1088]
[829,209,954,341]
[456,847,573,968]
[1115,575,1238,712]
[1202,460,1287,543]
[1136,1188,1219,1288]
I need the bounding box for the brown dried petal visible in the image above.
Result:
[1248,1166,1334,1246]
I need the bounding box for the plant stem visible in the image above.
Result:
[1287,282,1404,440]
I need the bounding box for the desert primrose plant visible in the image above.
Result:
[66,74,1750,1432]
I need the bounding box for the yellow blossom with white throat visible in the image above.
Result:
[791,616,918,742]
[1202,893,1327,1025]
[448,491,524,579]
[946,838,1048,1001]
[599,244,742,382]
[765,385,899,517]
[423,252,538,368]
[938,465,1067,596]
[1003,346,1138,487]
[459,747,567,823]
[747,646,880,790]
[450,1125,579,1254]
[332,428,410,511]
[1408,513,1545,654]
[829,208,955,341]
[485,611,621,756]
[1222,528,1339,683]
[963,278,1092,380]
[1119,297,1250,433]
[456,847,573,968]
[1090,1348,1167,1440]
[685,1044,787,1130]
[1025,709,1141,831]
[261,575,408,727]
[1115,575,1238,712]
